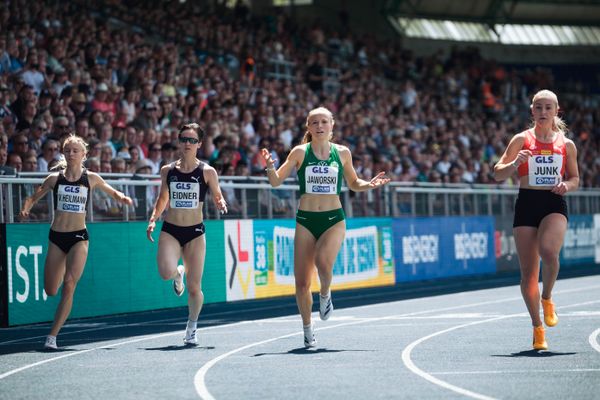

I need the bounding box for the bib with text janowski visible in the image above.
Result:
[56,184,88,213]
[305,162,339,194]
[169,181,200,209]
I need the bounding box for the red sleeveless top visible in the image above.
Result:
[517,130,567,186]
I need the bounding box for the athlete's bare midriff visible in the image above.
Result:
[164,204,204,226]
[298,194,342,212]
[50,211,87,232]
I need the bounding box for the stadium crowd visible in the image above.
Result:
[1,0,599,219]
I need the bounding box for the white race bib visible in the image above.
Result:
[528,154,563,186]
[305,165,338,194]
[169,182,200,209]
[56,184,88,213]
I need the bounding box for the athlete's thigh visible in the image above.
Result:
[64,240,89,283]
[537,213,568,254]
[157,231,182,275]
[44,242,68,293]
[294,223,316,281]
[513,226,540,274]
[182,234,206,284]
[315,220,346,268]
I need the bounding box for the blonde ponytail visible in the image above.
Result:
[553,115,568,136]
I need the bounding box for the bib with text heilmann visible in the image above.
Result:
[169,182,200,209]
[528,151,563,186]
[305,163,338,194]
[56,184,88,213]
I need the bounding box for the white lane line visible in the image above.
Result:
[0,316,186,346]
[0,302,304,346]
[192,298,525,399]
[193,283,600,400]
[589,328,600,353]
[402,299,600,400]
[432,368,600,375]
[0,321,251,380]
[194,318,394,400]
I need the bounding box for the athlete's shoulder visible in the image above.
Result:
[333,143,350,153]
[562,134,576,146]
[289,144,307,159]
[509,131,528,145]
[291,143,308,152]
[201,161,217,174]
[160,163,174,173]
[86,170,100,179]
[43,171,60,185]
[514,130,529,139]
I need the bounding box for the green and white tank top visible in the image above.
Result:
[297,143,343,196]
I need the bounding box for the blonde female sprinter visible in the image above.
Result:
[261,107,390,347]
[494,90,579,350]
[21,135,132,349]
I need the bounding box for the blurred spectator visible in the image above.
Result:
[160,142,177,167]
[37,139,60,172]
[7,153,22,172]
[0,147,16,175]
[130,158,157,220]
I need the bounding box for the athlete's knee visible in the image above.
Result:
[314,256,334,272]
[187,283,202,297]
[45,285,59,297]
[538,246,559,265]
[158,264,176,280]
[61,278,77,295]
[295,279,311,293]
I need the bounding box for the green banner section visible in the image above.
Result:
[6,221,225,326]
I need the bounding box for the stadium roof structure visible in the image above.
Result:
[384,0,600,45]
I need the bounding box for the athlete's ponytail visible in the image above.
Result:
[552,115,568,137]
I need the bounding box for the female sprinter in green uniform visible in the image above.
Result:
[261,107,390,347]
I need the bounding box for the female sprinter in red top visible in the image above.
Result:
[494,90,579,350]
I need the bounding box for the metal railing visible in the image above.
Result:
[2,174,600,223]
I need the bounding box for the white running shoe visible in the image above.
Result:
[183,328,198,346]
[44,335,57,350]
[319,292,333,321]
[173,265,185,296]
[303,324,316,348]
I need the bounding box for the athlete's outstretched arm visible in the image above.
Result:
[340,146,390,192]
[260,146,303,187]
[20,173,58,219]
[204,166,228,214]
[147,166,171,242]
[89,172,133,205]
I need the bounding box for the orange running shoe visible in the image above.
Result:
[533,325,548,350]
[541,298,558,327]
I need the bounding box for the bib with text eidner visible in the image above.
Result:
[305,163,338,194]
[528,152,563,186]
[169,182,200,209]
[56,184,88,213]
